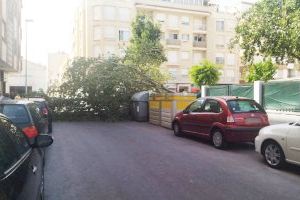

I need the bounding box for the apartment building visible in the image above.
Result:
[0,0,22,93]
[73,0,241,92]
[6,60,47,95]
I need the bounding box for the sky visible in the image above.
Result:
[22,0,81,65]
[22,0,244,65]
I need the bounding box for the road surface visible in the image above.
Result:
[45,122,300,200]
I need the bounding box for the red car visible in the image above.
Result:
[172,97,269,149]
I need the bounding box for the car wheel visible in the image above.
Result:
[212,130,227,149]
[173,122,183,137]
[263,141,285,169]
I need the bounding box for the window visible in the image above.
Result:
[0,117,29,174]
[103,27,115,39]
[194,34,205,42]
[216,20,225,32]
[93,27,101,40]
[169,33,179,40]
[28,104,43,124]
[93,6,101,20]
[227,54,236,66]
[119,8,130,21]
[203,100,222,113]
[227,100,265,113]
[167,51,178,64]
[187,99,204,113]
[168,15,179,28]
[0,105,30,124]
[155,13,166,22]
[103,6,115,20]
[181,51,189,60]
[181,16,190,25]
[1,118,29,154]
[119,30,130,41]
[216,53,225,65]
[168,68,178,79]
[216,35,225,48]
[182,34,189,42]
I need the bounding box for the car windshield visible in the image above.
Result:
[227,100,265,114]
[0,105,30,124]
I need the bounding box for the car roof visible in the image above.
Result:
[0,99,35,105]
[199,96,252,102]
[27,98,46,102]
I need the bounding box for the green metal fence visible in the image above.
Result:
[207,85,229,96]
[207,84,254,99]
[229,85,254,99]
[263,80,300,112]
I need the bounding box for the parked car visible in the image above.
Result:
[255,122,300,168]
[0,114,53,200]
[28,98,53,133]
[0,100,48,143]
[172,97,269,149]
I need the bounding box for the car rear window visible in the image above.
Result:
[227,100,265,113]
[0,105,30,124]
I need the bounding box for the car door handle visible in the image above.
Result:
[32,165,38,174]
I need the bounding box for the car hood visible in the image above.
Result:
[260,123,291,136]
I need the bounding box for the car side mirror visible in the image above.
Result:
[33,134,53,148]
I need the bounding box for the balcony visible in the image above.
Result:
[166,39,181,46]
[193,41,206,48]
[194,24,207,32]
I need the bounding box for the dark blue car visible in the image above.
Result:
[0,114,53,200]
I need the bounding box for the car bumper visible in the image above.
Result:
[224,127,262,143]
[254,135,263,154]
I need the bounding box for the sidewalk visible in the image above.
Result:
[267,111,300,125]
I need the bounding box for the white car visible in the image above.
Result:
[255,122,300,168]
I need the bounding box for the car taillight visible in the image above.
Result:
[42,108,48,115]
[22,126,38,138]
[262,114,269,125]
[227,114,235,124]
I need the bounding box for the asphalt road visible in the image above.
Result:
[45,122,300,200]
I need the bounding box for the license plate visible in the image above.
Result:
[245,118,261,124]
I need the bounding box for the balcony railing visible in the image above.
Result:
[193,41,206,48]
[166,39,181,46]
[194,24,207,31]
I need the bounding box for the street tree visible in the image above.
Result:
[231,0,300,64]
[124,13,168,89]
[189,60,221,87]
[50,57,167,121]
[246,59,278,82]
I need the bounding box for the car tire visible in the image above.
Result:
[173,122,183,137]
[212,130,227,149]
[262,141,285,169]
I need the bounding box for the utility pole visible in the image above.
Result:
[25,19,33,96]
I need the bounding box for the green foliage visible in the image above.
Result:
[246,59,278,82]
[189,60,221,87]
[49,57,165,121]
[124,13,168,86]
[231,0,300,64]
